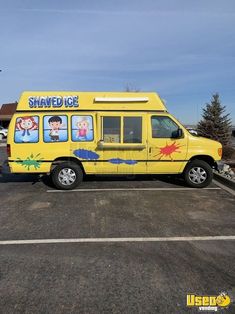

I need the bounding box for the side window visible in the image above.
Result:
[124,117,142,143]
[103,117,121,143]
[43,115,68,142]
[151,116,179,138]
[71,115,94,142]
[15,116,39,143]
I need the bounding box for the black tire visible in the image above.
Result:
[184,159,213,188]
[51,162,83,190]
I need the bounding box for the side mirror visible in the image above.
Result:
[171,128,183,139]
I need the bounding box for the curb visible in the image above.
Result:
[213,172,235,190]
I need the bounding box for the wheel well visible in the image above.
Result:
[188,155,216,168]
[51,157,85,174]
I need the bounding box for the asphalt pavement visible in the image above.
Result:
[0,146,235,313]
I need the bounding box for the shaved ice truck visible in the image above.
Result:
[7,91,222,189]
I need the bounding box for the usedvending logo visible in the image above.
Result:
[187,292,231,312]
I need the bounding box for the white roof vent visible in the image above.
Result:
[94,97,149,103]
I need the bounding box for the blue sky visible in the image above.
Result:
[0,0,235,124]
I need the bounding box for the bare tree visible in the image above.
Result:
[124,83,140,92]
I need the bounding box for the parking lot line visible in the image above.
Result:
[0,235,234,245]
[213,179,235,196]
[47,187,221,193]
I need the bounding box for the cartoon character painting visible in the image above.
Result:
[43,115,68,143]
[48,116,63,141]
[76,118,89,140]
[71,116,93,142]
[15,116,38,142]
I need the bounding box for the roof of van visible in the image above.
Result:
[16,91,167,112]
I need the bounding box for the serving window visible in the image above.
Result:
[102,117,121,143]
[124,117,142,143]
[101,116,143,144]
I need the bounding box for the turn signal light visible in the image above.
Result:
[218,147,222,157]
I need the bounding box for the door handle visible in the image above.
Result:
[149,147,152,153]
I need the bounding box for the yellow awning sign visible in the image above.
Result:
[17,91,167,111]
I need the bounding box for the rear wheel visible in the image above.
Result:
[184,159,213,188]
[51,162,83,190]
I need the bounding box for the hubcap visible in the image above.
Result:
[58,168,76,186]
[188,167,207,184]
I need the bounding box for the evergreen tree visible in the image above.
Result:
[197,94,232,146]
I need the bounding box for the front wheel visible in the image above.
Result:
[51,162,83,190]
[184,159,213,188]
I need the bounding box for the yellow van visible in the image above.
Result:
[7,91,222,189]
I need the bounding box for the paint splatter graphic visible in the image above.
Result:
[108,158,138,165]
[124,159,138,165]
[73,149,100,160]
[154,141,182,160]
[16,153,43,170]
